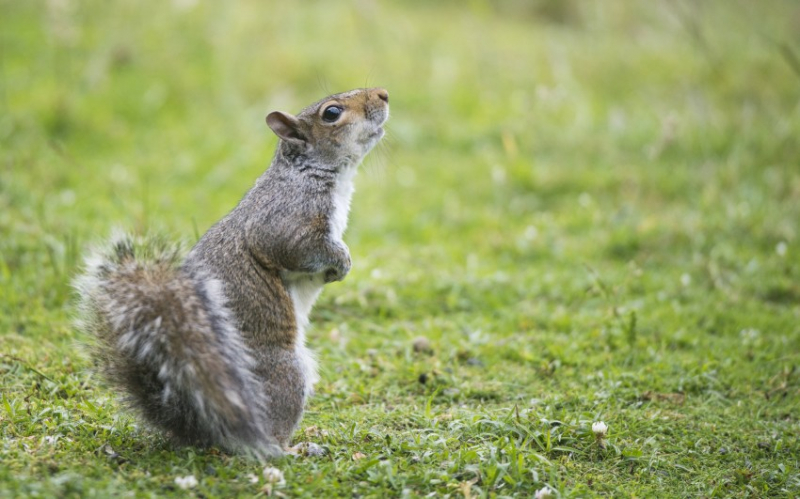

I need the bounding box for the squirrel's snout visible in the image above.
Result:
[368,87,388,105]
[365,88,390,127]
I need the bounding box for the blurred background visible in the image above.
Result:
[2,2,800,494]
[1,0,798,341]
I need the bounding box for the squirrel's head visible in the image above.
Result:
[266,87,389,168]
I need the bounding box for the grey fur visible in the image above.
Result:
[75,88,389,456]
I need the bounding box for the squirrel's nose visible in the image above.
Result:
[375,89,389,104]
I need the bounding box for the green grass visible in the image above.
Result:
[2,0,800,496]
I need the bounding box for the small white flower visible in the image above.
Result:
[776,242,787,257]
[592,421,609,449]
[534,485,555,499]
[680,273,691,287]
[44,436,57,445]
[174,475,198,490]
[247,473,259,484]
[262,466,285,484]
[592,421,608,436]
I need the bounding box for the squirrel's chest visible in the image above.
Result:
[329,171,356,241]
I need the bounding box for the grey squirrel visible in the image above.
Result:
[75,87,389,457]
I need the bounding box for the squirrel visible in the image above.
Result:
[75,87,390,457]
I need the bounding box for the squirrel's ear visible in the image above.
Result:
[266,112,306,144]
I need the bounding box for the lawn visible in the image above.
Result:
[1,0,799,496]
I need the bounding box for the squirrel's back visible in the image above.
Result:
[76,234,280,456]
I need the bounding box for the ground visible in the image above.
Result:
[1,0,799,497]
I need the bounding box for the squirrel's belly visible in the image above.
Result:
[282,272,325,333]
[281,271,324,397]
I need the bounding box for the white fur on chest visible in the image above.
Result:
[330,167,357,241]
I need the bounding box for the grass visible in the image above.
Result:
[2,0,800,496]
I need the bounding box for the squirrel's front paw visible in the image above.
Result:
[324,248,351,283]
[324,263,350,283]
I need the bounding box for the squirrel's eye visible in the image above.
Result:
[321,105,343,123]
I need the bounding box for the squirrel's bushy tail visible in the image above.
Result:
[75,234,279,457]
